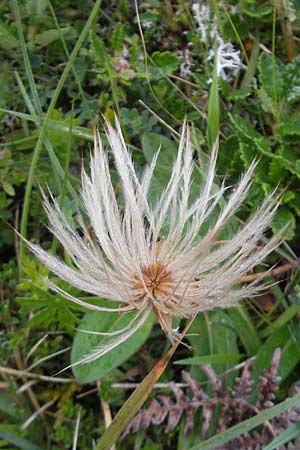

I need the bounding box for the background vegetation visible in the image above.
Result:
[1,0,300,448]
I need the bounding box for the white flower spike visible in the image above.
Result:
[27,119,281,365]
[192,1,245,81]
[207,36,246,81]
[192,1,217,44]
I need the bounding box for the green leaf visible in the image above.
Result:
[120,108,157,137]
[209,311,238,386]
[257,88,276,116]
[226,86,251,102]
[187,311,238,386]
[229,114,300,178]
[290,194,300,217]
[25,0,47,16]
[238,141,269,184]
[142,132,178,212]
[242,4,273,17]
[2,181,15,196]
[27,306,55,328]
[89,31,107,66]
[228,306,262,355]
[110,23,125,52]
[268,158,285,180]
[187,394,300,450]
[279,115,300,136]
[32,27,76,48]
[258,53,284,100]
[72,303,155,383]
[0,23,19,50]
[187,313,212,381]
[271,207,296,241]
[282,190,296,203]
[151,51,180,76]
[142,132,176,164]
[229,114,272,156]
[283,57,300,104]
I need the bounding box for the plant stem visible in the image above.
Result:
[95,317,195,450]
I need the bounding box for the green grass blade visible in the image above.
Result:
[14,72,60,189]
[14,0,102,269]
[206,50,219,147]
[14,71,36,117]
[261,304,300,338]
[263,422,300,450]
[188,394,300,450]
[240,36,260,90]
[1,108,94,141]
[13,74,76,195]
[47,0,92,119]
[174,354,242,365]
[13,0,42,115]
[51,107,74,254]
[271,2,279,119]
[0,429,45,450]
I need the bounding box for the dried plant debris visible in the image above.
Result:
[123,348,300,449]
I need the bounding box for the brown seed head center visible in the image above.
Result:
[133,261,173,303]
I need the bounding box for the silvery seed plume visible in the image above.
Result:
[27,120,281,365]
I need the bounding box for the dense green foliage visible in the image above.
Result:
[1,0,300,449]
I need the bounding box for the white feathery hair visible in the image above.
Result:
[27,119,282,365]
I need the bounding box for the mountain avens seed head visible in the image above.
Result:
[25,118,283,365]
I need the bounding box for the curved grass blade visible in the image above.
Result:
[263,422,300,450]
[188,394,300,450]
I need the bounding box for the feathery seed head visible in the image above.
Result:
[27,119,282,364]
